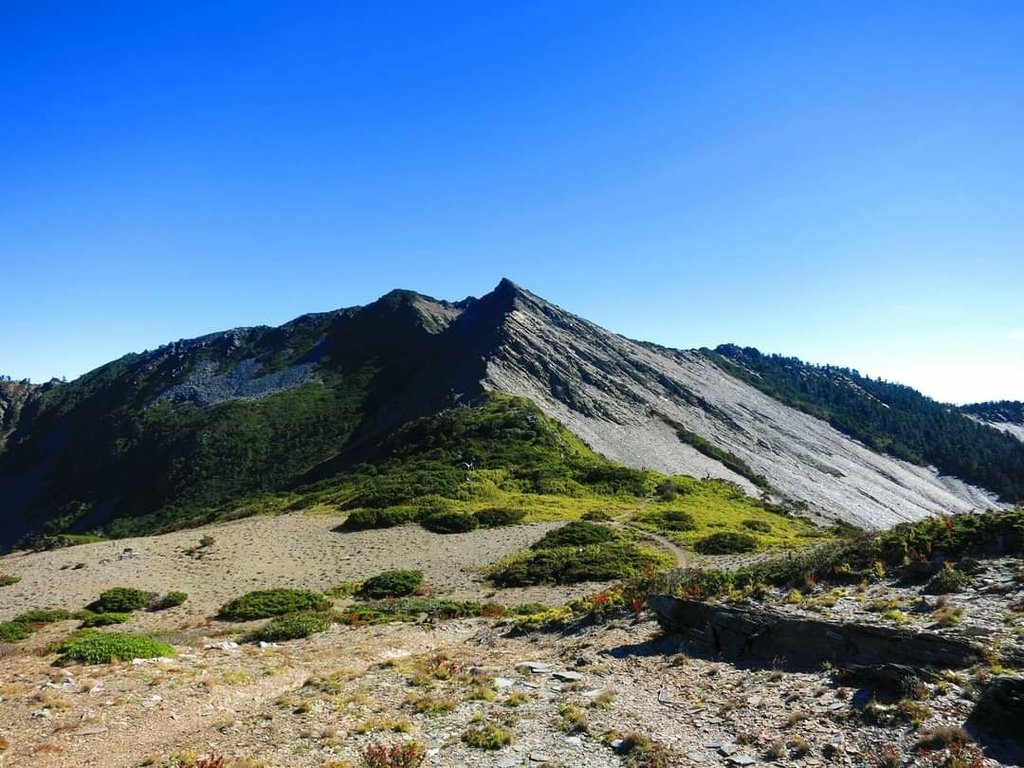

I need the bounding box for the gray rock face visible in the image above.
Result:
[480,283,1001,528]
[153,359,320,407]
[646,595,984,671]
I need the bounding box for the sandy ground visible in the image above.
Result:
[0,513,594,625]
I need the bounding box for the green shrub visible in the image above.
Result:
[640,509,697,532]
[217,589,331,621]
[475,508,526,527]
[358,570,424,600]
[581,510,614,522]
[530,521,618,550]
[50,631,174,665]
[341,507,418,531]
[11,609,72,625]
[0,621,32,643]
[0,574,21,587]
[244,611,333,642]
[742,519,772,533]
[149,591,188,611]
[461,722,514,750]
[925,564,972,594]
[694,531,759,555]
[79,612,131,628]
[490,542,671,587]
[87,587,152,613]
[420,512,479,534]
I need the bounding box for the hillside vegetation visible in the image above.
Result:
[13,392,827,555]
[707,345,1024,502]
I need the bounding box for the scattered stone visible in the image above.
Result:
[74,727,109,736]
[552,671,583,682]
[727,755,756,766]
[517,662,552,674]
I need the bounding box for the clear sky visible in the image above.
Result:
[1,2,1021,404]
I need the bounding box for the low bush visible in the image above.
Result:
[581,510,614,522]
[217,589,331,621]
[694,531,759,555]
[362,740,427,768]
[244,611,333,643]
[461,722,514,750]
[341,507,418,531]
[0,621,32,643]
[86,587,152,614]
[79,612,131,628]
[742,519,772,533]
[149,591,189,611]
[12,609,72,626]
[475,508,526,527]
[420,512,479,534]
[925,564,972,594]
[0,575,21,587]
[490,541,671,587]
[530,521,617,550]
[358,570,424,599]
[50,631,174,665]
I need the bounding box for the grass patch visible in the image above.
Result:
[217,589,331,621]
[0,575,21,587]
[50,631,174,665]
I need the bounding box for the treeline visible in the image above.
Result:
[707,345,1024,503]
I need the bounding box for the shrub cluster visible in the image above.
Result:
[358,570,424,600]
[87,587,153,613]
[530,521,616,550]
[420,512,478,534]
[217,589,331,621]
[341,507,418,531]
[149,591,189,611]
[474,508,526,527]
[243,611,333,643]
[0,574,22,587]
[694,531,759,555]
[490,540,671,587]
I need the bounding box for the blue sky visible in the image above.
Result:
[2,1,1021,403]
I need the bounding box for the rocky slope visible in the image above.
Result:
[478,283,1000,528]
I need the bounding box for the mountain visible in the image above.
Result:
[0,279,1014,548]
[960,401,1024,443]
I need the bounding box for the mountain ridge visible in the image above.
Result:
[0,279,1017,547]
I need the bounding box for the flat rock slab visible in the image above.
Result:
[647,596,984,671]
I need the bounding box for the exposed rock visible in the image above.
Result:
[647,595,984,671]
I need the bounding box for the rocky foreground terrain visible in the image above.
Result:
[1,509,1022,768]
